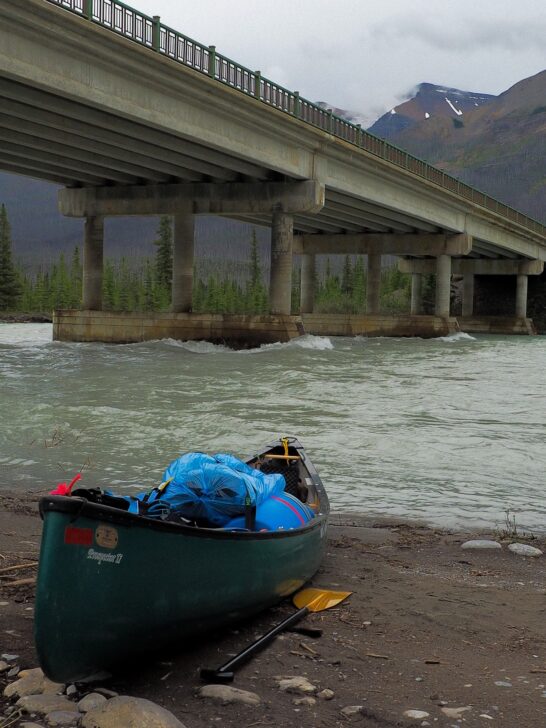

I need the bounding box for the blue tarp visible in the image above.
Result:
[135,452,286,525]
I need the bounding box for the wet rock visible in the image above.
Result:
[507,543,543,557]
[317,688,334,700]
[461,540,501,550]
[341,706,364,716]
[277,676,317,694]
[45,711,80,726]
[198,685,261,706]
[81,696,187,727]
[293,696,316,706]
[441,706,472,719]
[403,710,430,719]
[78,693,108,712]
[16,694,79,716]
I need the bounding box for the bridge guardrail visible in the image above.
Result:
[45,0,546,238]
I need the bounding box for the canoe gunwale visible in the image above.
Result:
[39,495,327,540]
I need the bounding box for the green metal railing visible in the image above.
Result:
[45,0,546,238]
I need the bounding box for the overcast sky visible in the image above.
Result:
[134,0,546,125]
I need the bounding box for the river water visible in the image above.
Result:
[1,323,545,532]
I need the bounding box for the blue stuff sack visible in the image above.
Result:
[149,452,286,525]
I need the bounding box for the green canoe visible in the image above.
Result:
[34,438,329,682]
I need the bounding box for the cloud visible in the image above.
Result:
[369,15,546,53]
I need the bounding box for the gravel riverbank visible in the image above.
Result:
[1,490,545,727]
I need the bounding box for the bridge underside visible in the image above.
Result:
[2,0,546,341]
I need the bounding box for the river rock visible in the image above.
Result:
[403,709,429,719]
[81,696,187,728]
[341,705,364,716]
[20,723,45,728]
[461,540,502,550]
[0,661,9,673]
[78,693,108,712]
[508,543,543,557]
[4,668,46,698]
[46,710,80,726]
[293,696,316,706]
[198,684,261,706]
[277,676,317,694]
[441,706,472,718]
[317,688,334,700]
[16,694,79,715]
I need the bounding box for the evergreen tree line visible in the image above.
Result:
[1,208,413,314]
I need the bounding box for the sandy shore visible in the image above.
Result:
[1,489,545,727]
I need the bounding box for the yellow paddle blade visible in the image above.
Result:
[293,588,352,612]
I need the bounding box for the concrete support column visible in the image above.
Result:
[82,216,104,310]
[435,254,452,317]
[300,253,315,313]
[516,274,528,318]
[172,212,195,313]
[462,274,475,316]
[366,253,382,314]
[410,273,423,315]
[269,208,293,315]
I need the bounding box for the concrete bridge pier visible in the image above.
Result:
[300,252,315,314]
[172,211,195,313]
[82,216,104,310]
[516,274,528,318]
[366,253,382,314]
[435,254,452,317]
[269,208,294,315]
[410,273,423,315]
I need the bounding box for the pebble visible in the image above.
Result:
[198,685,261,706]
[7,666,20,678]
[441,706,472,719]
[277,676,317,694]
[494,681,512,687]
[1,654,19,661]
[480,715,494,720]
[461,540,502,550]
[507,543,543,557]
[404,710,430,719]
[317,688,335,700]
[20,723,45,728]
[65,685,78,697]
[341,706,364,716]
[0,661,10,673]
[292,696,316,706]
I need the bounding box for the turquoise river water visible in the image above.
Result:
[1,323,545,532]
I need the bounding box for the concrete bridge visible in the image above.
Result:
[1,0,546,344]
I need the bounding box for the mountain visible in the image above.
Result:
[368,82,495,140]
[375,70,546,223]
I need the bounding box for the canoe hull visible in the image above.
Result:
[35,492,328,682]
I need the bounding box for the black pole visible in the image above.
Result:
[200,606,309,683]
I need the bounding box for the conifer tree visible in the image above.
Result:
[0,204,21,310]
[154,216,173,290]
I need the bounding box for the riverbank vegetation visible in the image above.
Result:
[1,210,412,316]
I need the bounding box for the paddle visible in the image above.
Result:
[200,587,352,683]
